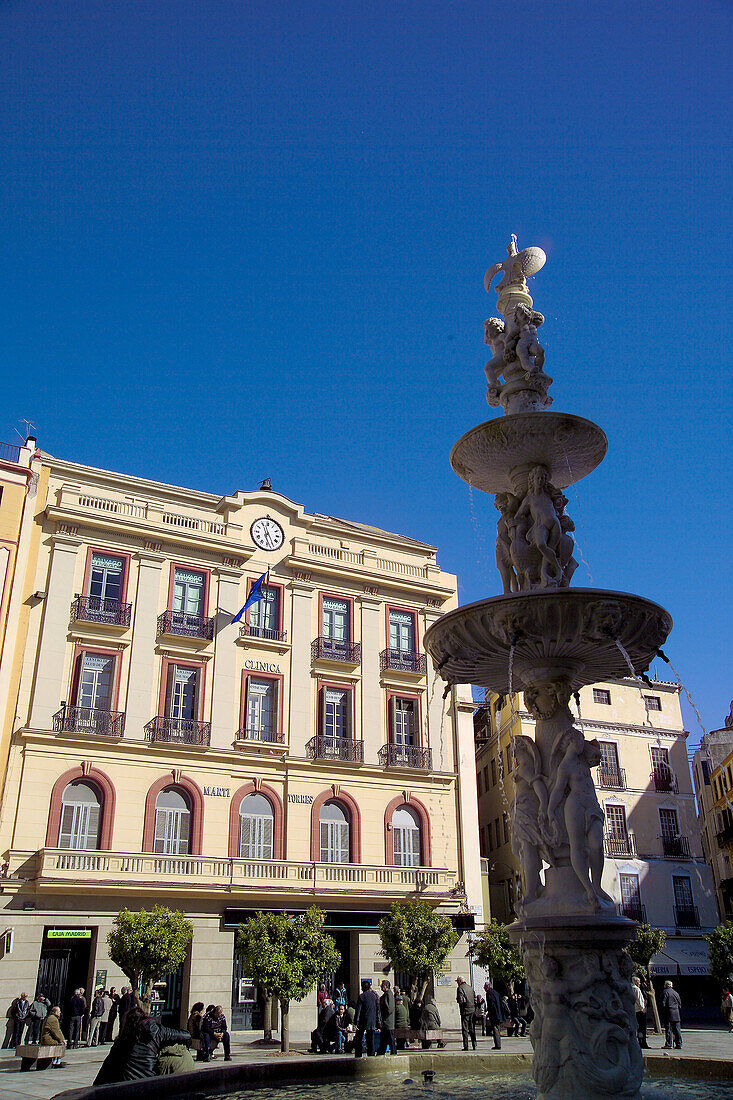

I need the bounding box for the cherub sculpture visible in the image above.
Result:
[484,317,507,407]
[494,493,519,594]
[514,303,546,377]
[512,736,552,904]
[547,725,614,910]
[514,466,564,587]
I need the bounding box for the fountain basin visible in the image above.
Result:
[450,412,608,493]
[424,588,672,693]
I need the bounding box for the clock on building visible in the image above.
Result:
[250,516,285,551]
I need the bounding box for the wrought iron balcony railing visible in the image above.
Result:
[662,835,691,859]
[717,824,733,848]
[0,441,22,464]
[621,901,646,923]
[157,610,215,641]
[311,637,361,663]
[596,765,626,789]
[145,716,211,746]
[239,623,288,643]
[53,705,126,738]
[71,595,132,627]
[674,904,700,928]
[236,726,285,744]
[306,735,364,763]
[378,743,432,770]
[604,830,636,858]
[651,766,678,793]
[379,649,428,675]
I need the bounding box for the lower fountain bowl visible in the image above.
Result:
[424,588,672,693]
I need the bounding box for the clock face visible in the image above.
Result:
[250,516,285,552]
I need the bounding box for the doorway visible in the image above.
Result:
[37,928,93,1028]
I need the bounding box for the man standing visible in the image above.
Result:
[378,979,396,1055]
[661,980,682,1049]
[87,989,105,1046]
[11,992,30,1048]
[67,989,86,1049]
[106,988,120,1042]
[483,980,504,1050]
[455,977,476,1051]
[118,986,135,1026]
[26,994,49,1044]
[632,977,648,1048]
[354,978,380,1057]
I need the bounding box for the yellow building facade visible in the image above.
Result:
[0,452,482,1029]
[693,712,733,924]
[475,678,718,1000]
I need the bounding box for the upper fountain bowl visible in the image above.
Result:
[450,411,607,494]
[424,588,672,694]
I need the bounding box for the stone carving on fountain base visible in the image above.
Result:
[495,465,578,593]
[512,920,643,1100]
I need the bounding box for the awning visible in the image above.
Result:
[650,939,710,977]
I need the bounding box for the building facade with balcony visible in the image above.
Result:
[474,677,718,1002]
[692,711,733,923]
[0,451,482,1031]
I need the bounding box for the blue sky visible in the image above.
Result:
[1,1,731,744]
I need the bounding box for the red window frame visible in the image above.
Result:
[82,547,131,601]
[70,644,123,711]
[385,690,423,745]
[385,605,419,653]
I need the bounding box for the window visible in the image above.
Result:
[620,873,642,918]
[593,689,611,705]
[476,771,482,796]
[483,766,489,792]
[245,678,277,739]
[390,697,417,748]
[393,806,421,867]
[605,804,628,837]
[58,781,101,850]
[389,609,415,654]
[505,745,512,776]
[503,812,510,845]
[88,553,125,606]
[154,788,191,855]
[165,665,199,721]
[239,793,274,859]
[319,801,350,863]
[599,742,620,772]
[76,653,115,714]
[494,818,501,848]
[321,687,352,741]
[490,759,497,787]
[644,695,662,711]
[248,585,280,636]
[172,568,205,617]
[659,808,679,841]
[322,597,350,652]
[487,824,493,852]
[673,876,693,911]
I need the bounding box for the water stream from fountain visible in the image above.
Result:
[656,651,708,738]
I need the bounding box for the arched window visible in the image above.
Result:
[319,800,350,864]
[393,805,421,867]
[239,793,274,859]
[58,781,102,850]
[154,787,191,855]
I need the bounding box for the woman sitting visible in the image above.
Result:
[94,1001,192,1084]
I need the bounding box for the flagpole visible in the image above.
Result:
[263,564,271,637]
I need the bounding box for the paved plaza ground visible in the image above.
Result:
[1,1025,732,1100]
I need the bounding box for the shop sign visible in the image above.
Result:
[47,929,92,940]
[244,660,282,673]
[95,970,108,989]
[288,794,314,804]
[203,786,230,797]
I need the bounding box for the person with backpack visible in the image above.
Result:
[26,994,49,1044]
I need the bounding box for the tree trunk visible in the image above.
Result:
[281,1000,290,1053]
[263,991,273,1042]
[647,965,661,1034]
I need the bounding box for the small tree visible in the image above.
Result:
[236,906,340,1052]
[627,922,666,1034]
[378,899,458,1001]
[107,906,192,1001]
[472,919,524,993]
[706,921,733,983]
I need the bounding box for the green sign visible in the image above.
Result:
[95,969,108,989]
[47,929,92,940]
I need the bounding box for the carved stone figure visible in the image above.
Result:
[514,466,564,587]
[725,701,733,729]
[483,304,552,413]
[511,736,552,903]
[484,317,507,407]
[484,234,546,297]
[514,303,546,376]
[558,512,579,586]
[494,493,518,593]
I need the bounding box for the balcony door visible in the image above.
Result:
[651,745,671,778]
[619,873,641,918]
[154,788,191,855]
[172,569,205,622]
[77,654,114,714]
[393,806,421,867]
[239,794,274,859]
[88,553,124,607]
[323,688,350,743]
[58,781,101,850]
[391,698,416,749]
[249,587,279,635]
[599,741,619,773]
[166,666,198,722]
[319,801,350,864]
[389,610,415,654]
[605,804,628,839]
[246,679,276,739]
[659,808,679,844]
[322,598,350,654]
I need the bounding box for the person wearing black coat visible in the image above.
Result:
[106,988,120,1043]
[201,1005,231,1061]
[67,990,86,1049]
[456,977,477,1051]
[661,981,683,1049]
[311,999,337,1052]
[354,979,380,1057]
[118,987,135,1026]
[378,980,396,1055]
[483,981,504,1050]
[93,1004,191,1084]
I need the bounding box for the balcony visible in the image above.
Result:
[378,744,432,770]
[144,717,211,747]
[53,705,126,738]
[239,623,288,643]
[662,835,691,859]
[306,735,364,763]
[236,726,285,745]
[716,824,733,848]
[596,765,626,790]
[157,610,214,642]
[380,649,427,675]
[71,595,132,628]
[6,848,457,900]
[311,637,361,664]
[604,830,636,858]
[651,766,678,793]
[620,901,646,923]
[674,904,700,928]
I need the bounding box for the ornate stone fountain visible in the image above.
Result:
[425,237,673,1099]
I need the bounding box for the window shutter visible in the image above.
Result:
[262,815,274,859]
[85,802,101,849]
[58,804,75,849]
[389,696,396,743]
[319,687,326,738]
[410,826,421,866]
[393,825,403,865]
[320,819,328,861]
[338,822,350,863]
[154,809,168,853]
[239,814,253,858]
[344,690,352,739]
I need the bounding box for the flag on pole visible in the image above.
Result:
[231,572,267,624]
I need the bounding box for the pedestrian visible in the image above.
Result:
[88,988,106,1046]
[455,976,477,1051]
[41,1006,67,1068]
[202,1004,232,1062]
[474,992,487,1036]
[106,988,120,1042]
[515,990,530,1034]
[505,991,523,1037]
[334,983,348,1008]
[661,980,682,1050]
[93,1002,191,1084]
[26,993,49,1044]
[317,983,328,1009]
[632,977,648,1048]
[335,1003,354,1053]
[408,985,422,1032]
[118,986,135,1026]
[67,988,86,1049]
[354,978,380,1057]
[419,996,443,1049]
[395,986,410,1049]
[311,997,337,1053]
[187,1001,206,1060]
[483,980,504,1050]
[722,985,733,1032]
[378,979,396,1055]
[11,992,31,1047]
